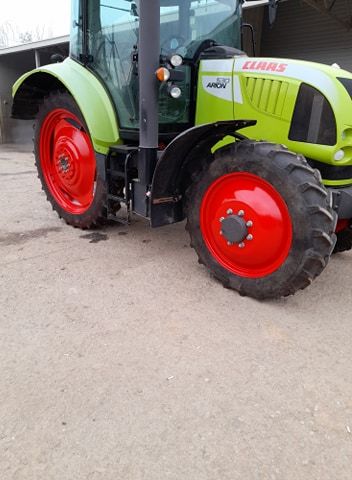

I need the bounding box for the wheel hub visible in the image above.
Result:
[59,156,70,173]
[221,215,248,244]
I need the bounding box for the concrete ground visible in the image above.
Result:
[1,143,352,480]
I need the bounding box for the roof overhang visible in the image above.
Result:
[243,0,271,8]
[0,35,69,57]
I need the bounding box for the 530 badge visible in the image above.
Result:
[206,77,231,89]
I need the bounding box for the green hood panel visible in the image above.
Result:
[13,58,120,154]
[196,56,352,185]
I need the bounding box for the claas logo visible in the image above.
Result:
[242,61,288,73]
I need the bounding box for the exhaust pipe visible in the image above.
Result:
[138,0,160,184]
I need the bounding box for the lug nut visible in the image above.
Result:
[220,230,223,236]
[238,210,245,217]
[226,209,233,215]
[238,242,245,248]
[246,234,253,241]
[246,220,253,227]
[219,217,225,222]
[227,241,233,246]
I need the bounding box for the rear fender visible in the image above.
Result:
[150,120,256,227]
[12,57,120,154]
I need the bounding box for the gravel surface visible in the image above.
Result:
[1,144,352,480]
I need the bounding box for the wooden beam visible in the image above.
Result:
[323,0,337,10]
[302,0,352,30]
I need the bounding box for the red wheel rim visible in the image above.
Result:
[39,108,96,214]
[336,219,349,233]
[200,172,293,278]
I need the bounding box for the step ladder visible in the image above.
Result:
[105,145,138,225]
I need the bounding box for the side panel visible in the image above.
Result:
[12,58,120,154]
[233,58,352,186]
[195,59,235,125]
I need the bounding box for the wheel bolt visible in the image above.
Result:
[226,209,233,215]
[246,234,253,241]
[246,220,253,227]
[220,230,223,236]
[227,241,233,246]
[219,217,225,222]
[238,242,245,248]
[238,210,245,217]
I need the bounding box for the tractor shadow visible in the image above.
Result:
[263,251,352,318]
[76,213,352,316]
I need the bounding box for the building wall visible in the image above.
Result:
[0,52,36,144]
[261,0,352,72]
[243,6,264,56]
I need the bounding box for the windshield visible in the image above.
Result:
[159,0,241,58]
[78,0,241,130]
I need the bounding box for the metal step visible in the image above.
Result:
[107,194,125,203]
[105,145,137,225]
[107,213,130,225]
[106,169,125,179]
[109,144,138,155]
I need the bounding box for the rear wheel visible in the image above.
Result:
[186,141,337,300]
[34,92,107,228]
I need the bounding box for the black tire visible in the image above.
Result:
[34,91,107,229]
[334,226,352,253]
[186,141,337,300]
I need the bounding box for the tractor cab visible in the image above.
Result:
[71,0,242,139]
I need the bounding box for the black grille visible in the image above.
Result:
[289,83,336,146]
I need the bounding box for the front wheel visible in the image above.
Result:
[186,141,337,300]
[34,92,107,229]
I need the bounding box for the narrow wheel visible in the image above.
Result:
[186,141,337,300]
[34,92,107,228]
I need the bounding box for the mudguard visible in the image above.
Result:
[12,57,120,154]
[150,120,256,227]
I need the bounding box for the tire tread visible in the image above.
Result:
[185,140,337,300]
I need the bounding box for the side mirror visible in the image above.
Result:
[242,0,279,26]
[268,0,278,25]
[131,3,139,17]
[50,54,65,63]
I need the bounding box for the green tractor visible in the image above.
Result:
[12,0,352,299]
